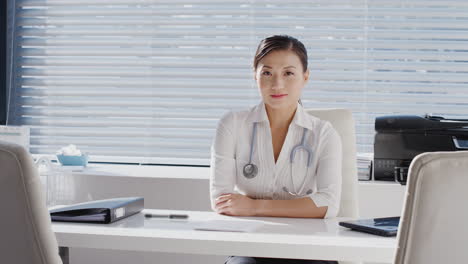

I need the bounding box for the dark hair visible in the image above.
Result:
[253,35,308,72]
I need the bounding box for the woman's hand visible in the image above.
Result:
[214,193,257,216]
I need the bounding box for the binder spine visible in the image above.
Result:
[110,198,144,223]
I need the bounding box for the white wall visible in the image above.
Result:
[49,166,406,264]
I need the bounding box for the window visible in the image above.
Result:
[1,0,6,125]
[7,0,468,165]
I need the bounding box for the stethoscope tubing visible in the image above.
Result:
[243,122,313,196]
[242,122,259,179]
[290,128,312,167]
[288,127,313,195]
[248,122,258,164]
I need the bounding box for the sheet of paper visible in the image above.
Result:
[193,220,264,232]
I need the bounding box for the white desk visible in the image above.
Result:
[52,209,396,263]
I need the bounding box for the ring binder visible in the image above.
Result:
[50,197,144,224]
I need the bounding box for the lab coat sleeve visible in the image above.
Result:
[308,123,342,218]
[210,111,237,211]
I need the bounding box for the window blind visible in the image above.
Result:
[9,0,468,165]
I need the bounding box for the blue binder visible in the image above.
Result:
[50,197,144,224]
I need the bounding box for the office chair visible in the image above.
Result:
[306,109,359,219]
[307,109,359,264]
[0,140,63,264]
[394,151,468,264]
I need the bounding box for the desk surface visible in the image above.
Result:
[52,209,396,263]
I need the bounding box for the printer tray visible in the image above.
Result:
[50,197,144,224]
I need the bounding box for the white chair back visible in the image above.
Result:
[0,140,63,264]
[307,109,359,218]
[394,151,468,264]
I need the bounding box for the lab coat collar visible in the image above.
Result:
[248,101,314,131]
[248,102,269,123]
[293,103,315,131]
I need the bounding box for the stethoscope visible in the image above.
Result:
[243,122,313,196]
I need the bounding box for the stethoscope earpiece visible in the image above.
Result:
[282,186,313,196]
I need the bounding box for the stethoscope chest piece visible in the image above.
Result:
[243,163,258,179]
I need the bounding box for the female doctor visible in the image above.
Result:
[210,35,342,264]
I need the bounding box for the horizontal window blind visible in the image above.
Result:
[8,0,468,165]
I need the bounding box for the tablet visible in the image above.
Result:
[339,216,400,237]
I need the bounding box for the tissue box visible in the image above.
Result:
[56,154,89,167]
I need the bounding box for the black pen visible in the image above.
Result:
[144,213,189,219]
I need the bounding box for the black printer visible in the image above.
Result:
[374,115,468,185]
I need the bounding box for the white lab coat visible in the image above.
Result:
[210,102,342,218]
